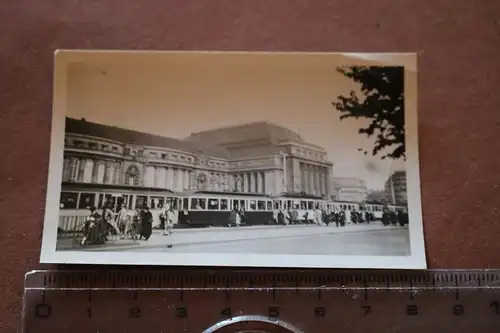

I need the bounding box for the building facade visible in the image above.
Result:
[62,118,334,197]
[330,177,368,203]
[384,171,407,205]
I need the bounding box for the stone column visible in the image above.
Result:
[144,166,155,187]
[156,167,166,189]
[292,159,301,192]
[77,158,86,182]
[308,165,314,195]
[253,173,259,192]
[243,173,248,192]
[176,168,183,192]
[274,169,283,194]
[166,167,174,190]
[326,166,333,198]
[320,167,326,195]
[114,162,121,185]
[96,161,105,184]
[247,173,253,192]
[257,172,263,193]
[260,172,266,193]
[265,171,274,195]
[300,163,306,193]
[183,169,189,190]
[91,160,99,183]
[155,167,162,188]
[314,166,320,196]
[229,174,236,191]
[104,162,112,184]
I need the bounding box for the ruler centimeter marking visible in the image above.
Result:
[23,270,500,333]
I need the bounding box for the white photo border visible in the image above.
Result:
[40,50,426,269]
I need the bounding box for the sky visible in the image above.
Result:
[63,51,416,190]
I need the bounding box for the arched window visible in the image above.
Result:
[125,165,140,186]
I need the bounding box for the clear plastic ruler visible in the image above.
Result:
[23,269,500,332]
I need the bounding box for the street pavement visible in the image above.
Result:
[57,223,410,256]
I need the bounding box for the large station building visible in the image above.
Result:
[62,118,334,198]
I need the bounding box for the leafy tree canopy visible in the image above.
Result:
[334,66,405,160]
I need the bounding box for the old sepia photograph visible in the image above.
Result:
[40,50,425,269]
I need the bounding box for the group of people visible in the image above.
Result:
[227,207,247,227]
[274,207,408,227]
[79,204,153,246]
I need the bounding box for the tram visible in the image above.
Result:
[271,192,326,223]
[58,182,408,232]
[58,182,180,231]
[176,191,275,227]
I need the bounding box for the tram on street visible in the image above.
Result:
[58,182,180,231]
[176,190,275,227]
[58,182,408,233]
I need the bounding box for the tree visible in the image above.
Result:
[365,190,388,203]
[333,66,405,160]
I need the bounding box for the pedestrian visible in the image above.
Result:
[163,207,175,236]
[382,209,390,226]
[81,206,104,246]
[277,210,285,225]
[314,207,322,226]
[139,206,153,240]
[117,204,128,238]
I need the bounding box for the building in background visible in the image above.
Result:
[61,117,334,199]
[330,177,368,203]
[384,171,407,205]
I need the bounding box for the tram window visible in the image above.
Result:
[274,200,279,210]
[239,200,245,210]
[191,198,206,210]
[300,201,306,209]
[232,199,239,210]
[257,200,265,211]
[307,201,313,210]
[220,199,228,210]
[166,197,177,210]
[249,200,257,211]
[266,201,272,211]
[60,192,78,209]
[135,195,147,209]
[207,198,219,210]
[97,194,104,209]
[182,198,189,209]
[78,193,95,209]
[118,195,128,210]
[286,200,292,209]
[103,194,116,210]
[150,196,165,209]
